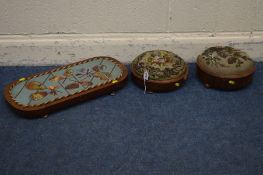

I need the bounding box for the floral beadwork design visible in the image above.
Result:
[201,46,251,68]
[132,50,186,80]
[11,58,123,106]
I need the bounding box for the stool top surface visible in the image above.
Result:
[10,57,123,107]
[132,50,187,81]
[197,46,255,78]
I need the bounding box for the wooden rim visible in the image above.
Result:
[196,65,254,90]
[131,64,189,92]
[131,63,189,84]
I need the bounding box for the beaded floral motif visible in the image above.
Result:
[132,50,186,80]
[10,58,122,107]
[202,46,252,68]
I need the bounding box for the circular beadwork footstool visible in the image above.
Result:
[131,50,188,92]
[196,46,256,90]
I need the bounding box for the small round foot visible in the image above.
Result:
[110,92,116,96]
[205,83,211,88]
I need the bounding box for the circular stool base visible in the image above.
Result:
[197,66,253,90]
[131,72,188,92]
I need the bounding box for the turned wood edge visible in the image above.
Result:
[196,65,254,90]
[130,64,189,92]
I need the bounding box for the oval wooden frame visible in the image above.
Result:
[4,57,128,117]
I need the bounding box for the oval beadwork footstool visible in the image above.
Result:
[131,50,188,92]
[196,46,256,90]
[4,57,128,117]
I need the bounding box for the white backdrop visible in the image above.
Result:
[0,0,262,34]
[0,0,263,65]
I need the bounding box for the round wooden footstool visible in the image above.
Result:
[196,46,256,90]
[131,50,188,92]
